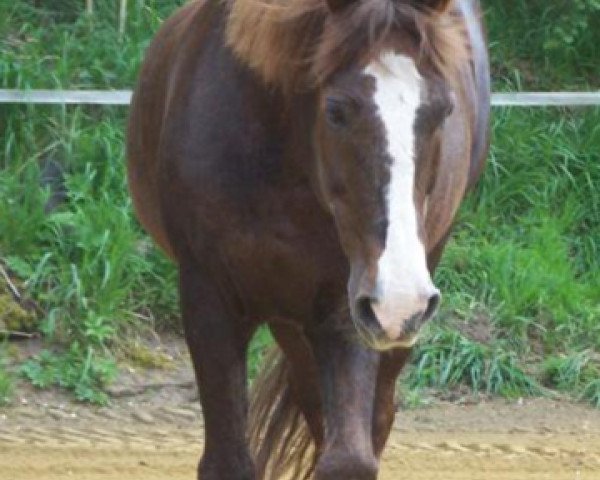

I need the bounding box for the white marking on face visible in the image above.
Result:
[364,52,438,341]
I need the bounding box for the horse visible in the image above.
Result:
[127,0,490,478]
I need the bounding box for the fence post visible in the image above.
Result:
[119,0,128,39]
[86,0,94,14]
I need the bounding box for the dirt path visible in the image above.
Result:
[2,397,600,479]
[2,337,600,478]
[2,432,599,480]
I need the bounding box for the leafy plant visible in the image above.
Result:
[542,0,600,54]
[484,0,599,90]
[21,343,116,404]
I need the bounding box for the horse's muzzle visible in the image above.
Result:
[351,290,440,350]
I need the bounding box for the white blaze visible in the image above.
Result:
[364,52,438,344]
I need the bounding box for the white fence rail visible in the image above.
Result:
[0,90,132,105]
[491,92,600,107]
[0,90,599,107]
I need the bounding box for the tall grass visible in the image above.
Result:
[0,346,13,405]
[0,0,598,403]
[437,107,600,346]
[0,1,184,89]
[485,0,599,90]
[1,103,178,402]
[414,0,600,400]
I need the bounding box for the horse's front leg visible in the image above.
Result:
[179,261,255,480]
[310,327,380,480]
[372,349,412,458]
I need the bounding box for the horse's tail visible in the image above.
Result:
[248,347,316,480]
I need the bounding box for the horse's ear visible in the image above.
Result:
[415,0,453,12]
[325,0,357,13]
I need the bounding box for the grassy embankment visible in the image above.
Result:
[0,0,598,405]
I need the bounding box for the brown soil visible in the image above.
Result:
[1,394,600,479]
[2,337,600,479]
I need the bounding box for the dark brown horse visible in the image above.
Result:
[127,0,490,478]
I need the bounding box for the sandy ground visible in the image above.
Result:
[1,396,600,480]
[2,337,600,479]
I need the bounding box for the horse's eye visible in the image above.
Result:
[325,97,351,129]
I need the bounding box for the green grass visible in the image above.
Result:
[407,329,541,397]
[425,106,600,401]
[417,0,600,400]
[0,104,178,403]
[541,352,600,407]
[0,3,184,402]
[0,0,598,404]
[0,371,12,405]
[437,107,600,339]
[485,0,600,91]
[0,348,13,405]
[0,0,184,90]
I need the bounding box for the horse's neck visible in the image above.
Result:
[281,91,323,188]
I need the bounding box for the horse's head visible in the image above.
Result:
[313,0,459,350]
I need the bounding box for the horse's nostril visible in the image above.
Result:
[355,296,378,325]
[422,291,441,322]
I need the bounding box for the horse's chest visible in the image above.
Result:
[218,195,348,318]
